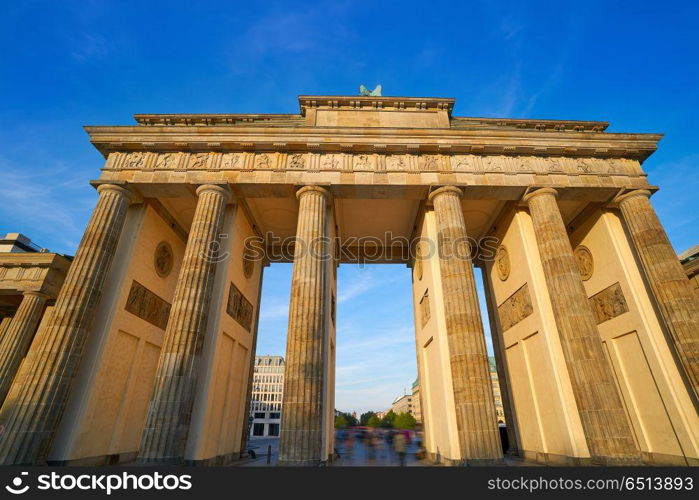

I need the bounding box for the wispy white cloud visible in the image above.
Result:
[259,301,289,320]
[0,158,95,253]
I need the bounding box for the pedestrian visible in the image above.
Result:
[345,430,354,460]
[394,430,407,466]
[367,429,376,461]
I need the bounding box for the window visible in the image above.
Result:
[254,412,265,419]
[253,423,265,436]
[269,412,280,419]
[268,424,279,436]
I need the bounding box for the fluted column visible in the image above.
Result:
[429,186,502,463]
[524,188,640,464]
[279,186,330,466]
[0,317,13,346]
[0,183,133,465]
[138,184,231,464]
[615,190,699,401]
[0,291,49,405]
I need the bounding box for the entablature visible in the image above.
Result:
[85,125,661,162]
[0,253,72,297]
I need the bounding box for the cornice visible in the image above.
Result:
[298,95,455,115]
[85,125,662,161]
[134,114,306,126]
[0,253,72,269]
[450,116,608,132]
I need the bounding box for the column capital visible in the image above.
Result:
[195,184,233,203]
[522,187,558,205]
[428,185,463,202]
[613,189,652,205]
[96,183,135,202]
[296,185,331,200]
[22,291,50,300]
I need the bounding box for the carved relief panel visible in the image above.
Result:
[226,282,254,332]
[589,282,629,324]
[497,283,533,331]
[124,280,171,330]
[420,290,431,327]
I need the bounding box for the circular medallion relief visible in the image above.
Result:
[495,246,510,281]
[243,246,255,279]
[154,241,173,278]
[574,245,594,281]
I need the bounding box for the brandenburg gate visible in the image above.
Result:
[0,94,697,466]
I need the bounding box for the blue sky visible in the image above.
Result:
[1,1,697,413]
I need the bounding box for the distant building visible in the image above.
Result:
[250,355,284,438]
[0,233,45,253]
[375,409,389,420]
[391,393,413,416]
[679,245,699,295]
[0,233,70,362]
[489,357,506,425]
[411,378,422,423]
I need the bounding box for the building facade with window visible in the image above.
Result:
[391,393,413,416]
[489,357,506,425]
[249,355,285,438]
[411,378,422,423]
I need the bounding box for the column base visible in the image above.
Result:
[426,452,505,466]
[137,456,185,466]
[277,459,327,467]
[592,455,644,466]
[462,458,506,466]
[184,451,242,466]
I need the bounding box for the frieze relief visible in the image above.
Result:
[255,153,274,170]
[353,154,374,170]
[387,154,408,171]
[288,153,306,169]
[321,154,340,170]
[108,151,641,176]
[497,283,534,331]
[220,153,240,170]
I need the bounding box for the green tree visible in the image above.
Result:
[393,412,417,430]
[337,411,358,427]
[359,411,376,426]
[380,410,396,428]
[334,415,348,429]
[367,415,381,428]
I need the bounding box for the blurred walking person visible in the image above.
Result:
[394,430,407,466]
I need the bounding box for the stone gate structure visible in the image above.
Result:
[0,94,697,466]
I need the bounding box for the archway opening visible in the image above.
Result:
[249,262,503,466]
